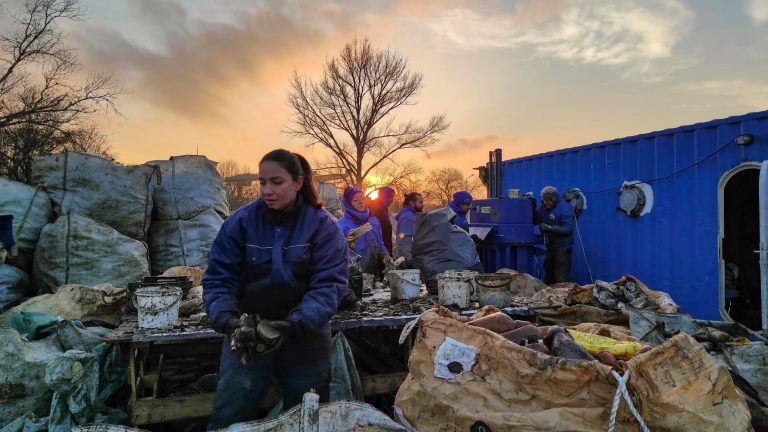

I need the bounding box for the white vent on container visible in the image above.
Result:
[618,181,653,216]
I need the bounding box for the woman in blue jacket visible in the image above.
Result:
[202,149,348,429]
[337,186,391,277]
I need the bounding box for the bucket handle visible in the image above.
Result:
[132,288,183,312]
[474,274,513,288]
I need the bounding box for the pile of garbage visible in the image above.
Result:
[0,152,228,310]
[394,306,754,431]
[0,152,229,430]
[384,267,768,431]
[0,283,130,431]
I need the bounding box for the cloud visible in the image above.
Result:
[427,0,694,82]
[682,79,768,109]
[747,0,768,24]
[430,134,517,158]
[71,0,366,120]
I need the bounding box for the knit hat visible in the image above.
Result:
[452,191,473,206]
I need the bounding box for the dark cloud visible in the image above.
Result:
[430,134,516,157]
[71,0,371,120]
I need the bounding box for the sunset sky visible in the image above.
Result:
[19,0,768,178]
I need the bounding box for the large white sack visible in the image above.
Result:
[0,328,63,424]
[33,214,150,293]
[0,178,53,271]
[0,264,31,310]
[147,155,229,221]
[31,151,160,240]
[148,208,223,274]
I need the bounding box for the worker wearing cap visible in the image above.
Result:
[537,186,574,284]
[449,191,473,232]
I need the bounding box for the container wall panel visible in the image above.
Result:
[499,111,768,319]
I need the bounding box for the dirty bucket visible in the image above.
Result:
[387,269,422,300]
[475,273,514,307]
[349,274,363,300]
[362,273,375,293]
[436,270,478,308]
[133,286,183,329]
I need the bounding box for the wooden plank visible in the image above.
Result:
[149,340,222,358]
[130,386,282,425]
[128,347,137,403]
[361,372,407,396]
[131,393,215,424]
[152,353,164,399]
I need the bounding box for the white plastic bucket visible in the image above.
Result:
[387,269,422,300]
[436,270,478,308]
[133,286,183,329]
[475,274,514,307]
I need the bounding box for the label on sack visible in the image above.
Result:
[434,337,479,379]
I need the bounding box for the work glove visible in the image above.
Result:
[345,234,357,249]
[267,319,314,340]
[228,314,285,365]
[383,255,396,270]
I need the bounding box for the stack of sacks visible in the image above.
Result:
[145,156,229,275]
[30,152,156,291]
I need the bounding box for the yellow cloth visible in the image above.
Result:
[569,329,642,360]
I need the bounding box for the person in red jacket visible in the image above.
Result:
[367,186,395,254]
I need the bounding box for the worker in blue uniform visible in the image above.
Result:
[0,215,17,261]
[449,191,473,232]
[338,186,393,277]
[537,186,574,284]
[395,192,424,264]
[202,149,348,429]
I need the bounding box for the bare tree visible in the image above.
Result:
[217,159,259,211]
[423,167,485,207]
[0,0,122,183]
[0,121,112,183]
[286,38,449,187]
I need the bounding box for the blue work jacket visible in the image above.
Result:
[449,202,469,232]
[537,197,575,250]
[202,197,348,333]
[395,205,417,260]
[337,212,389,257]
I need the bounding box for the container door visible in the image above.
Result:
[760,161,768,330]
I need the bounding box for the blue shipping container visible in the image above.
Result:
[497,110,768,322]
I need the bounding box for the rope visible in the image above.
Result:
[64,211,72,285]
[171,156,181,220]
[607,369,650,432]
[61,150,69,209]
[13,184,43,242]
[573,208,594,283]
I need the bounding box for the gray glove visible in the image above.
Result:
[228,314,284,365]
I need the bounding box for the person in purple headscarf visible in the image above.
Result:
[449,191,473,232]
[338,187,391,276]
[367,186,395,254]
